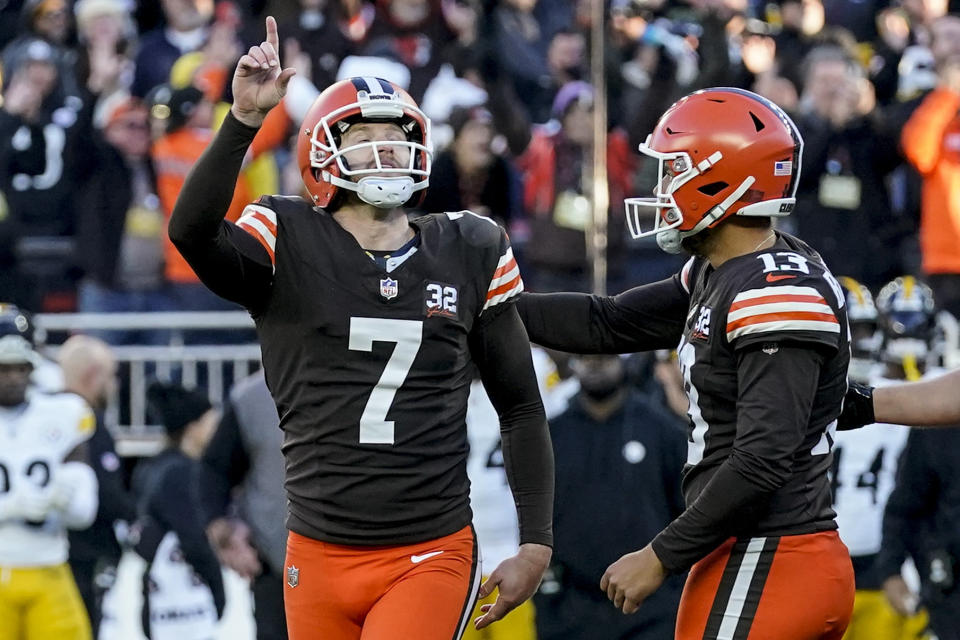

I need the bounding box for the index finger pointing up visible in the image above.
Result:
[265,16,280,58]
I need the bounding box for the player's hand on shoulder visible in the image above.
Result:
[600,544,667,614]
[473,542,552,630]
[231,16,296,128]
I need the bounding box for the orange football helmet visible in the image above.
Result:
[296,77,432,209]
[625,87,803,253]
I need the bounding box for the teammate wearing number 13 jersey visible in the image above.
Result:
[519,88,855,638]
[167,17,554,640]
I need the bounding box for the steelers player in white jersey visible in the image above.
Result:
[830,277,929,640]
[464,348,576,640]
[0,323,99,640]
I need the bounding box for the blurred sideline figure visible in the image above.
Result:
[0,306,99,640]
[831,277,926,640]
[535,354,687,640]
[132,382,223,640]
[463,347,576,640]
[873,277,960,640]
[199,369,288,640]
[61,335,137,639]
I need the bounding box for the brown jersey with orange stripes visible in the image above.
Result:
[236,197,524,545]
[674,232,849,533]
[518,230,849,573]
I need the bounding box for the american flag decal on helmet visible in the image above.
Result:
[774,160,792,176]
[482,247,523,313]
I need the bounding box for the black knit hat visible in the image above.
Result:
[146,381,212,438]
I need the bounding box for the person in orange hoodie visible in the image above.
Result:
[148,83,252,333]
[900,14,960,317]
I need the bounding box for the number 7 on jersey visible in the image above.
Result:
[349,317,424,444]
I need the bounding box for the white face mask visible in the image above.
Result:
[304,90,434,209]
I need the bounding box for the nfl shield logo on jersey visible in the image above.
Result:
[380,277,398,300]
[287,565,299,588]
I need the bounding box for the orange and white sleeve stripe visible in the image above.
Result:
[679,257,695,293]
[726,285,840,342]
[482,246,523,313]
[236,204,277,269]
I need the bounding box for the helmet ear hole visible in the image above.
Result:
[697,181,729,196]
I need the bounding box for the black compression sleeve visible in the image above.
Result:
[168,111,273,308]
[469,304,554,547]
[516,277,688,354]
[651,344,824,572]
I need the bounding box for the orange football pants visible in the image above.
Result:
[676,530,855,639]
[284,525,481,640]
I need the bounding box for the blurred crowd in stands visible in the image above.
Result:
[4,2,960,638]
[3,0,960,320]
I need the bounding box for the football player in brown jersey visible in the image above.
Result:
[519,88,856,638]
[168,17,555,640]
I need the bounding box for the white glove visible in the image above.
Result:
[0,485,54,522]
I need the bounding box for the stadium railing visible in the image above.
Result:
[35,311,261,456]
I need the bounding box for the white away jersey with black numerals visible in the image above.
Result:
[831,370,943,557]
[678,232,850,535]
[237,198,525,546]
[0,393,95,566]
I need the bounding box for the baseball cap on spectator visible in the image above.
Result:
[27,0,67,19]
[104,95,147,129]
[146,381,212,440]
[147,83,204,134]
[74,0,133,35]
[23,38,56,64]
[448,105,493,140]
[551,80,594,121]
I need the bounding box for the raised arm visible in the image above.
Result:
[168,16,295,309]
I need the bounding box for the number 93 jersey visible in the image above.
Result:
[678,231,849,536]
[0,392,95,566]
[243,198,525,546]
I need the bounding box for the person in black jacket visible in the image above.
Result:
[877,426,960,640]
[534,354,687,640]
[61,335,136,638]
[198,370,287,640]
[417,105,521,229]
[74,96,173,345]
[133,381,224,640]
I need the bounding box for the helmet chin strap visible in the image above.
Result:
[655,176,756,254]
[656,228,684,254]
[354,176,415,208]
